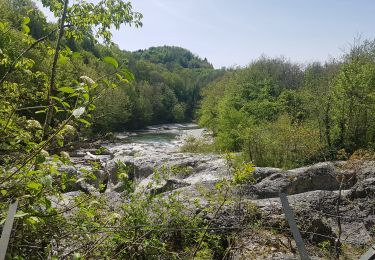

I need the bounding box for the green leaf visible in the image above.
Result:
[62,102,71,108]
[0,190,7,196]
[116,73,123,81]
[35,109,47,114]
[72,52,81,58]
[51,96,63,102]
[57,138,64,147]
[27,182,42,190]
[22,17,30,25]
[122,68,135,82]
[82,93,89,101]
[22,24,30,34]
[58,87,76,94]
[103,56,118,69]
[14,211,30,218]
[78,118,91,127]
[89,200,101,208]
[53,105,61,113]
[35,154,46,164]
[43,198,52,209]
[118,172,128,180]
[27,216,41,225]
[103,79,110,87]
[58,55,69,65]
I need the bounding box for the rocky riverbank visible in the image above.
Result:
[58,124,374,259]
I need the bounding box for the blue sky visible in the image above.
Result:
[35,0,375,68]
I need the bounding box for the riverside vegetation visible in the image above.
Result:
[0,0,375,259]
[199,48,375,169]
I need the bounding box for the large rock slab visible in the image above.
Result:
[238,162,356,199]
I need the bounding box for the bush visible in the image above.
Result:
[179,136,216,154]
[241,114,323,169]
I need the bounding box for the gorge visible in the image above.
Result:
[54,124,375,259]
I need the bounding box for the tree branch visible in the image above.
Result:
[42,0,69,139]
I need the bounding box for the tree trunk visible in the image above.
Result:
[324,100,332,148]
[43,0,69,139]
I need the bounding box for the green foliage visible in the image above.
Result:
[319,240,333,252]
[223,153,256,185]
[86,46,220,131]
[114,161,135,193]
[241,114,323,168]
[232,162,256,185]
[172,102,187,122]
[199,49,375,168]
[0,0,193,258]
[103,56,119,68]
[41,0,142,44]
[0,0,220,135]
[331,41,375,152]
[133,46,213,69]
[82,45,222,131]
[179,136,216,154]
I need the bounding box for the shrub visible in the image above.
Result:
[179,135,216,154]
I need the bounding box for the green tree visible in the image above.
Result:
[0,0,142,257]
[332,40,375,151]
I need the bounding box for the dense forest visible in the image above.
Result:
[0,0,222,134]
[199,46,375,168]
[1,0,375,258]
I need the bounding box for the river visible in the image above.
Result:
[68,123,227,193]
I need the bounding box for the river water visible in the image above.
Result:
[102,123,225,190]
[103,123,206,158]
[68,123,226,194]
[114,123,203,144]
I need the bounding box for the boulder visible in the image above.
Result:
[349,160,375,181]
[348,177,375,199]
[251,189,374,246]
[240,162,356,199]
[253,167,283,182]
[150,179,190,195]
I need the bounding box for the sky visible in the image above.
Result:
[35,0,375,69]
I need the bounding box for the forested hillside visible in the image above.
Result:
[91,46,222,131]
[132,46,213,69]
[199,46,375,168]
[0,0,222,135]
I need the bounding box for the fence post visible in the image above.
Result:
[0,200,18,260]
[279,192,310,260]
